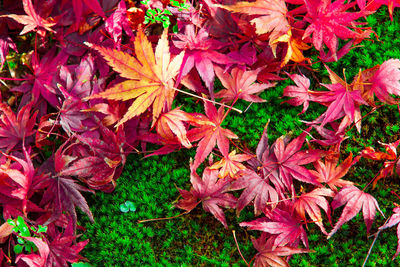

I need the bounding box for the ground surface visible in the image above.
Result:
[79,8,400,266]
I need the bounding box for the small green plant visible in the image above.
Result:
[7,216,47,254]
[143,8,172,28]
[120,201,136,213]
[140,0,189,29]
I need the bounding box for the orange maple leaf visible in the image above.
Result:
[85,27,184,126]
[209,150,253,179]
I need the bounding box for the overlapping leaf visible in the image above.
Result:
[176,168,237,228]
[328,185,384,238]
[86,27,185,125]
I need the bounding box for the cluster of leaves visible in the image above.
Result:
[0,0,400,266]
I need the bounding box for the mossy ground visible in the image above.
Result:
[79,8,400,266]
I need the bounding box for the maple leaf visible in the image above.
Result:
[258,129,322,193]
[303,0,368,58]
[188,101,238,170]
[328,185,384,239]
[229,169,279,216]
[0,102,37,153]
[251,234,312,267]
[0,23,17,69]
[1,0,56,37]
[293,188,335,234]
[214,66,272,103]
[104,0,134,45]
[60,126,126,191]
[379,206,400,259]
[283,73,313,115]
[217,0,290,49]
[209,150,253,179]
[241,207,308,249]
[12,47,69,107]
[83,101,128,127]
[368,59,400,105]
[85,27,185,126]
[156,107,193,149]
[176,168,237,228]
[16,236,50,267]
[64,0,106,29]
[358,140,400,187]
[313,83,368,128]
[0,148,36,215]
[309,122,348,146]
[309,153,354,191]
[40,142,94,230]
[281,30,311,66]
[45,217,88,266]
[173,25,234,91]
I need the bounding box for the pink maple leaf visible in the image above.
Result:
[173,25,235,91]
[214,66,272,103]
[229,169,279,216]
[283,73,313,114]
[241,207,309,249]
[328,185,384,239]
[176,168,237,228]
[303,0,369,58]
[369,59,400,105]
[251,233,312,267]
[379,206,400,259]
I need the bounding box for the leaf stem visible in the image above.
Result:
[362,217,390,267]
[232,230,249,267]
[137,210,191,223]
[172,86,243,113]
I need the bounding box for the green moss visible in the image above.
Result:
[79,7,400,267]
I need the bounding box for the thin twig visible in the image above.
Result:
[137,210,191,223]
[362,217,390,267]
[232,230,249,267]
[172,86,243,113]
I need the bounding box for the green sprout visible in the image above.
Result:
[7,216,47,254]
[120,201,136,213]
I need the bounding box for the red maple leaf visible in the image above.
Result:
[16,236,49,266]
[0,102,37,153]
[293,188,335,234]
[59,126,126,191]
[188,101,238,170]
[176,168,237,228]
[229,169,279,216]
[258,129,322,193]
[217,0,290,51]
[45,217,89,266]
[313,83,368,127]
[173,24,235,91]
[155,107,193,149]
[63,0,105,30]
[303,0,369,58]
[39,142,94,230]
[1,0,56,37]
[328,185,384,239]
[358,140,400,187]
